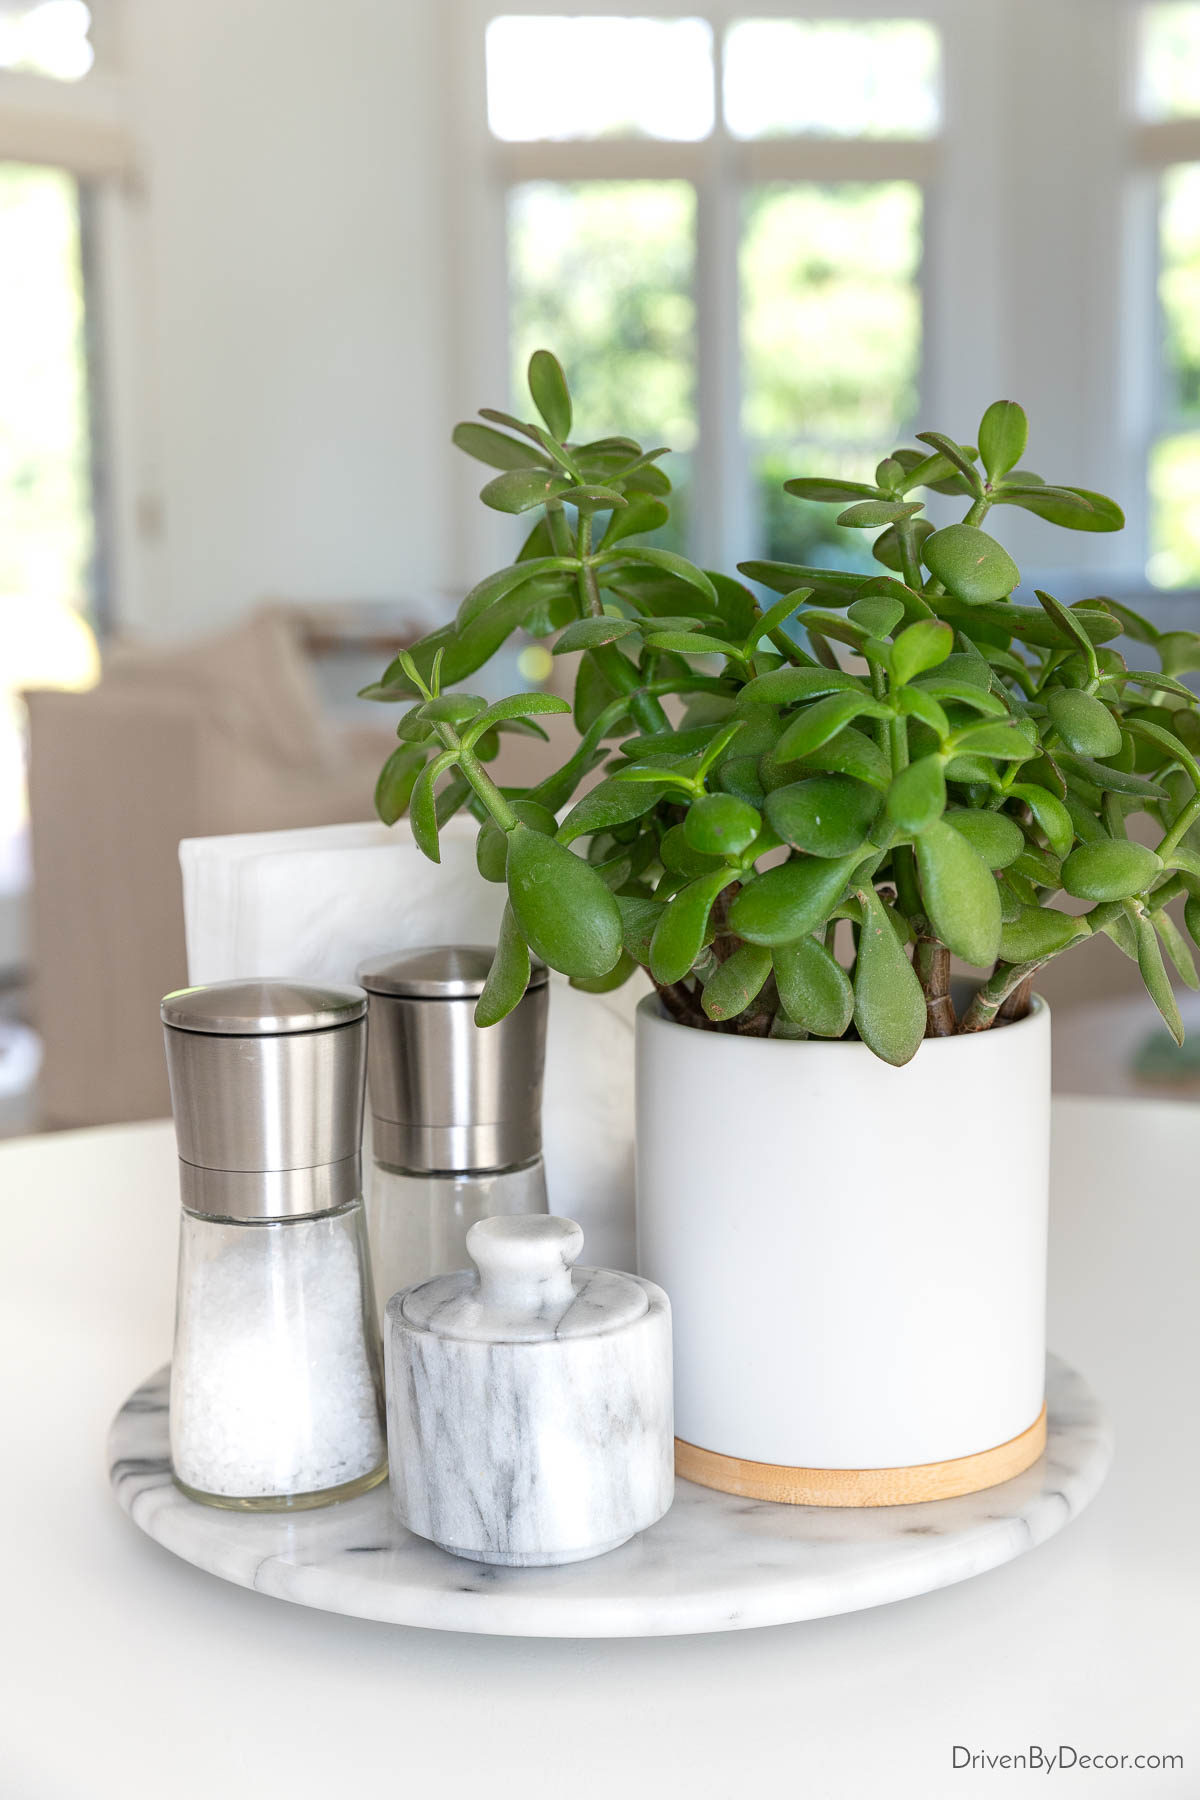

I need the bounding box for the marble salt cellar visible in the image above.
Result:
[385,1214,673,1566]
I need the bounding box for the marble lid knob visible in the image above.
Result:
[466,1215,583,1313]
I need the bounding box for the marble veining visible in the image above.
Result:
[108,1352,1111,1638]
[387,1217,674,1565]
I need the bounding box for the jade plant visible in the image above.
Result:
[363,352,1200,1065]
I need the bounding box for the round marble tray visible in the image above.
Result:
[109,1354,1111,1639]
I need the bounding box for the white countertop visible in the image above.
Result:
[2,1101,1196,1799]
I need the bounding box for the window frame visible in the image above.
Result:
[448,0,1023,590]
[0,6,137,639]
[1129,1,1200,594]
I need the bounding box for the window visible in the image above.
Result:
[486,16,714,140]
[0,1,93,81]
[723,18,940,140]
[741,179,922,564]
[1141,4,1200,589]
[480,10,938,569]
[0,160,99,917]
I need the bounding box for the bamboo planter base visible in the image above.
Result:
[675,1404,1048,1508]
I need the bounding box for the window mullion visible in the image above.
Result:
[694,17,748,574]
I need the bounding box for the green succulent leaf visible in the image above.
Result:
[999,905,1089,963]
[1153,907,1199,991]
[773,935,854,1037]
[452,420,551,473]
[616,894,664,964]
[911,676,1006,716]
[891,619,954,685]
[457,558,579,629]
[1002,484,1124,533]
[1134,907,1184,1045]
[765,774,881,857]
[835,499,925,528]
[896,685,951,739]
[915,818,1002,965]
[852,884,926,1066]
[914,431,982,491]
[506,824,623,980]
[948,721,1035,762]
[475,904,533,1027]
[553,617,640,654]
[558,779,667,846]
[480,468,572,514]
[528,348,572,441]
[779,726,892,792]
[775,692,891,760]
[374,745,426,827]
[1007,784,1076,859]
[476,800,557,883]
[1056,752,1166,800]
[1046,688,1121,758]
[887,757,947,834]
[922,524,1020,603]
[649,868,733,985]
[701,943,774,1021]
[644,630,744,659]
[603,546,718,604]
[728,854,860,946]
[1061,840,1162,901]
[783,477,879,503]
[409,752,456,864]
[847,595,906,636]
[683,793,762,858]
[1157,631,1200,677]
[978,400,1028,481]
[599,496,670,548]
[738,666,865,708]
[462,692,571,747]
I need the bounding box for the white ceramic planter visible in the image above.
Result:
[635,993,1051,1504]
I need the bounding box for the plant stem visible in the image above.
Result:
[430,727,520,833]
[895,519,923,594]
[575,514,604,618]
[916,938,955,1035]
[1158,790,1200,862]
[998,974,1034,1022]
[960,960,1038,1030]
[592,642,671,735]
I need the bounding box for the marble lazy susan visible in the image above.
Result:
[109,1353,1111,1639]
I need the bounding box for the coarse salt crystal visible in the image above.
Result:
[170,1210,385,1499]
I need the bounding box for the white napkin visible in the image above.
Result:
[179,818,639,1268]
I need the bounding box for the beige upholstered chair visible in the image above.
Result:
[25,608,397,1127]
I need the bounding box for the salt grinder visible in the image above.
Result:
[386,1215,674,1566]
[356,946,550,1319]
[162,980,386,1510]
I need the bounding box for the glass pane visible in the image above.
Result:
[1160,164,1200,425]
[741,182,922,441]
[0,162,98,903]
[724,19,940,140]
[741,182,921,564]
[756,448,880,570]
[1139,3,1200,120]
[1148,431,1200,587]
[487,16,713,142]
[0,164,93,610]
[0,1,93,80]
[508,181,696,548]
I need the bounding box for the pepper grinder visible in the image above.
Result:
[356,946,550,1320]
[162,980,386,1511]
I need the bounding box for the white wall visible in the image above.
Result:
[114,0,455,635]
